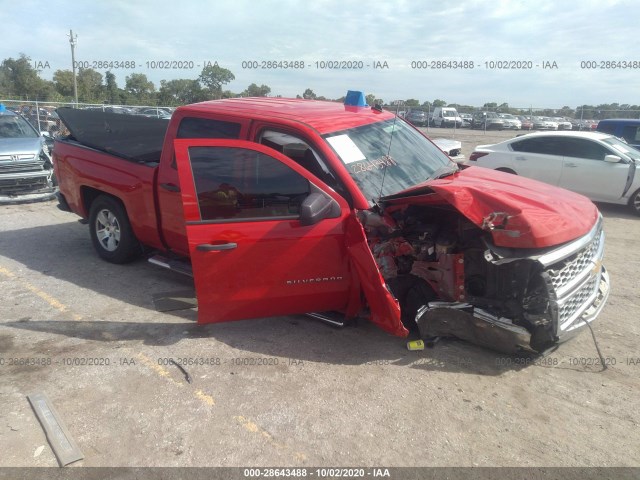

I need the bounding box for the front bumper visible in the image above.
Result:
[557,267,610,339]
[537,216,609,340]
[0,168,56,202]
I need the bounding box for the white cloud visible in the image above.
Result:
[2,0,638,106]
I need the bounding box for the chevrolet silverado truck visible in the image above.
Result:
[54,92,610,353]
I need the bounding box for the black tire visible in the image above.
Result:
[88,195,140,263]
[629,188,640,216]
[387,275,438,334]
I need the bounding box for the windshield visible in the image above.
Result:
[0,115,39,139]
[323,118,452,203]
[603,136,640,161]
[442,110,456,117]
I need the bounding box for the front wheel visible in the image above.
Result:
[89,195,141,263]
[629,188,640,216]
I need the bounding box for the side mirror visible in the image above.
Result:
[604,154,621,163]
[299,192,338,226]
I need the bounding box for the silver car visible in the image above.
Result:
[0,105,56,202]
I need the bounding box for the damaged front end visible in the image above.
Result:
[361,201,610,354]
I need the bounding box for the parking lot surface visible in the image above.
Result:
[1,190,639,467]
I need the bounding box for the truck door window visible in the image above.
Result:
[257,129,351,203]
[258,131,333,180]
[177,117,241,139]
[188,146,310,221]
[171,118,243,169]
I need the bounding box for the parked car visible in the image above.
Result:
[431,107,462,128]
[531,116,557,130]
[596,119,640,149]
[468,131,640,215]
[405,109,429,126]
[17,105,60,134]
[136,108,173,119]
[471,111,504,130]
[460,113,472,128]
[431,137,465,164]
[497,113,522,130]
[551,117,572,130]
[541,117,560,130]
[0,104,57,202]
[517,116,534,130]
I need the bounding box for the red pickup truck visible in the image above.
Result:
[54,92,610,353]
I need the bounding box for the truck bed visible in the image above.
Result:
[56,107,169,165]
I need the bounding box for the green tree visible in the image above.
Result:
[158,79,205,105]
[242,83,271,97]
[497,102,510,113]
[77,68,104,103]
[198,64,235,99]
[366,94,384,106]
[105,71,120,104]
[302,88,316,100]
[432,99,447,107]
[0,53,52,99]
[53,69,75,97]
[125,73,155,104]
[405,98,420,107]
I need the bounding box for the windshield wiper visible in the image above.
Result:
[430,164,459,180]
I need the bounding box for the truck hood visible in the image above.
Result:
[0,137,43,158]
[387,166,599,249]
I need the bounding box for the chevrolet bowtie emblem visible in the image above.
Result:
[591,259,602,276]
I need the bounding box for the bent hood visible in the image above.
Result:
[0,137,43,158]
[390,166,599,249]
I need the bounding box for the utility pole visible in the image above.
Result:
[68,30,78,106]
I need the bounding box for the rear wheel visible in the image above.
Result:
[89,195,141,263]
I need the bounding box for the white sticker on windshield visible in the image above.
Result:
[326,134,366,164]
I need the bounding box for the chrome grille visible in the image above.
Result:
[0,161,44,173]
[0,154,36,162]
[546,224,602,292]
[558,274,599,325]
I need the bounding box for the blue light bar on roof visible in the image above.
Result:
[344,91,368,107]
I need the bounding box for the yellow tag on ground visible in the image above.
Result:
[407,340,425,351]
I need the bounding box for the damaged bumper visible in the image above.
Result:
[416,215,610,353]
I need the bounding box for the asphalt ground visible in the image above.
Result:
[0,181,639,469]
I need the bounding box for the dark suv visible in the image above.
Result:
[405,110,428,127]
[471,112,505,130]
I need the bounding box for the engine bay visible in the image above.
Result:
[361,203,557,353]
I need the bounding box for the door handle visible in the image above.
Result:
[160,183,181,192]
[565,163,577,168]
[515,156,527,161]
[196,243,238,252]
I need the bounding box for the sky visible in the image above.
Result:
[1,0,638,109]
